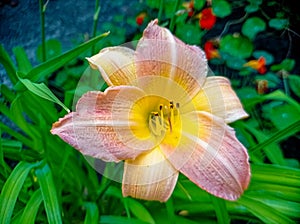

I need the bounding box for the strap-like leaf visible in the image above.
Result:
[18,77,70,112]
[25,32,109,82]
[0,161,41,224]
[35,163,62,224]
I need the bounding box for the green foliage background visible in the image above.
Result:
[1,0,300,223]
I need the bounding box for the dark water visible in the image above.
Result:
[0,0,137,86]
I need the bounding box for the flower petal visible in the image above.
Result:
[86,46,136,86]
[122,147,179,202]
[135,19,208,97]
[51,86,156,162]
[183,76,248,123]
[161,111,250,201]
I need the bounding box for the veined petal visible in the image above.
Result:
[51,86,156,162]
[183,76,248,123]
[161,111,250,201]
[86,46,136,86]
[135,19,208,98]
[122,147,179,202]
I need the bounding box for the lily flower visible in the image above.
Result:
[51,19,250,202]
[244,56,267,74]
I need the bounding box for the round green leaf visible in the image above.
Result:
[242,17,266,40]
[194,0,206,10]
[270,59,295,72]
[269,18,289,30]
[220,34,254,58]
[253,50,274,65]
[175,23,203,45]
[245,4,259,13]
[212,0,231,18]
[225,57,246,70]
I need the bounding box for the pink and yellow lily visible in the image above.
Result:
[51,19,250,202]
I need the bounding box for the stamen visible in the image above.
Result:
[159,104,164,120]
[149,100,180,136]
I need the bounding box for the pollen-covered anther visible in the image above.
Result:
[148,101,180,136]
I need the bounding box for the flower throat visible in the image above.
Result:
[148,101,180,136]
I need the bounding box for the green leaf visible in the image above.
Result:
[210,195,230,224]
[238,195,295,224]
[245,4,259,13]
[225,57,246,70]
[35,163,62,224]
[212,0,231,18]
[99,215,149,224]
[242,17,266,40]
[245,0,262,13]
[269,18,289,30]
[288,75,300,98]
[18,76,70,112]
[13,46,33,74]
[253,50,274,64]
[271,59,295,72]
[0,161,40,224]
[0,44,18,84]
[146,0,160,9]
[36,39,62,62]
[264,102,300,129]
[125,198,155,224]
[220,34,254,58]
[83,202,99,224]
[194,0,206,10]
[18,189,43,224]
[24,31,109,82]
[175,23,203,45]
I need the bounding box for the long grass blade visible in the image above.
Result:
[0,161,40,224]
[35,163,62,224]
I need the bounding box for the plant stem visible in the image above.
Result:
[158,0,164,22]
[169,0,180,33]
[39,0,48,62]
[91,0,101,54]
[282,72,290,96]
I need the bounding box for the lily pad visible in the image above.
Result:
[242,17,266,40]
[220,34,254,58]
[175,23,203,45]
[194,0,206,10]
[269,18,289,30]
[225,57,246,70]
[270,59,295,72]
[212,0,231,18]
[253,50,274,65]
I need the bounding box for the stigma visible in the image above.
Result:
[149,101,180,136]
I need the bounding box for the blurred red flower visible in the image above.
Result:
[199,8,216,30]
[182,1,194,17]
[136,12,147,26]
[204,40,220,60]
[244,57,267,74]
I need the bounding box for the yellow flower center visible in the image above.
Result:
[148,101,180,136]
[130,96,182,147]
